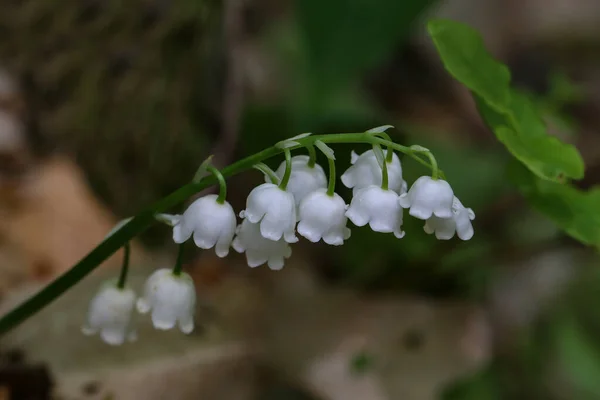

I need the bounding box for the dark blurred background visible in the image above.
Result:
[0,0,599,399]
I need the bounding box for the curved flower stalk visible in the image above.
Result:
[0,127,474,339]
[341,149,406,194]
[240,148,299,243]
[271,155,327,207]
[297,141,351,245]
[173,165,238,256]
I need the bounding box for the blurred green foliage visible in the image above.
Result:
[296,0,434,90]
[555,317,600,397]
[242,0,434,149]
[443,264,600,400]
[537,71,584,135]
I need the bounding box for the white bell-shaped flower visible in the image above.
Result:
[172,194,237,257]
[398,176,454,220]
[341,149,406,195]
[345,185,405,238]
[232,219,292,270]
[82,283,136,345]
[424,197,475,240]
[270,155,327,207]
[242,183,298,243]
[136,269,196,334]
[297,189,350,245]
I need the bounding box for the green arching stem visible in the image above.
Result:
[0,144,280,336]
[253,163,279,184]
[371,144,389,190]
[326,155,336,196]
[371,132,395,163]
[381,153,389,190]
[304,134,443,178]
[315,141,336,195]
[428,152,439,180]
[206,165,227,203]
[370,137,444,180]
[116,242,130,289]
[306,144,317,167]
[0,132,444,336]
[192,155,214,183]
[385,148,394,163]
[414,150,439,180]
[279,148,292,190]
[172,243,185,276]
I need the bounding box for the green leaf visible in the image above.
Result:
[315,140,336,160]
[275,140,301,149]
[509,162,600,247]
[476,92,582,181]
[426,19,511,110]
[366,125,394,134]
[288,132,313,140]
[427,19,584,182]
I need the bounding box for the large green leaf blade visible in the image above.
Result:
[427,19,511,109]
[478,95,584,181]
[427,19,585,182]
[509,162,600,247]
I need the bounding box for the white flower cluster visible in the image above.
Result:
[83,269,196,345]
[173,149,475,270]
[83,144,475,345]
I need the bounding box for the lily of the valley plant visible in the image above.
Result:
[1,126,477,344]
